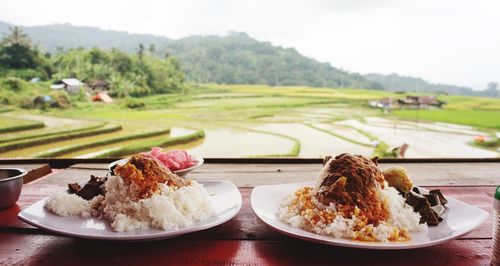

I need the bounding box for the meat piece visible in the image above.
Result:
[75,175,105,200]
[68,183,81,194]
[424,194,441,206]
[405,191,440,226]
[114,154,190,198]
[316,153,388,225]
[429,189,448,206]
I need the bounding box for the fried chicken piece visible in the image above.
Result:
[114,154,190,198]
[383,166,413,194]
[316,153,389,225]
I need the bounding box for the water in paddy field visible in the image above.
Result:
[170,126,295,158]
[169,127,196,137]
[252,123,373,157]
[1,113,498,158]
[336,118,498,158]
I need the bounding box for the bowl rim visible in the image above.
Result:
[0,168,28,183]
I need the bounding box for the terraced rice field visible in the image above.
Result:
[0,116,41,130]
[0,122,165,158]
[251,123,373,157]
[179,126,295,157]
[1,84,498,158]
[336,118,497,158]
[65,127,196,158]
[0,114,99,139]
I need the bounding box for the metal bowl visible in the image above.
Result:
[0,168,27,209]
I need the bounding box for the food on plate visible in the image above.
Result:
[382,166,413,194]
[315,154,389,225]
[113,154,190,197]
[405,191,440,226]
[68,175,105,200]
[429,189,448,206]
[404,188,448,226]
[279,153,425,242]
[144,147,198,171]
[45,153,213,232]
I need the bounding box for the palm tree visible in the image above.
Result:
[1,26,31,47]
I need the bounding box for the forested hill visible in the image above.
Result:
[364,73,498,97]
[162,33,380,88]
[0,21,170,53]
[1,20,497,96]
[0,21,380,89]
[364,73,475,95]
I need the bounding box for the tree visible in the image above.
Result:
[0,27,38,70]
[1,26,31,47]
[148,44,156,54]
[0,44,37,69]
[487,82,498,91]
[485,82,498,97]
[137,43,145,60]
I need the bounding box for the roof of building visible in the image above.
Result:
[53,78,83,86]
[92,92,113,103]
[62,78,83,86]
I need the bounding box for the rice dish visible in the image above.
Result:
[278,154,426,242]
[45,154,214,232]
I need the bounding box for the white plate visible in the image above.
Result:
[108,156,204,177]
[18,180,241,241]
[251,182,488,250]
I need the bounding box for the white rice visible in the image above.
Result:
[278,182,426,242]
[45,193,98,218]
[45,175,214,232]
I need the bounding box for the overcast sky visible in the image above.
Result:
[0,0,498,90]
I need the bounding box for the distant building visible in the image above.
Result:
[370,95,444,110]
[398,96,445,109]
[50,78,84,94]
[92,92,113,103]
[89,80,110,92]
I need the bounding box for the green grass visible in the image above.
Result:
[0,116,45,133]
[0,108,14,113]
[57,106,190,121]
[438,95,500,111]
[0,124,122,153]
[34,128,171,158]
[393,109,500,129]
[472,138,500,151]
[372,141,398,158]
[176,96,336,109]
[0,121,107,144]
[205,84,396,100]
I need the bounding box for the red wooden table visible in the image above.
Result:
[0,159,498,265]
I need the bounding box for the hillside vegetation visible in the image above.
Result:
[2,20,497,97]
[0,21,383,90]
[365,73,498,98]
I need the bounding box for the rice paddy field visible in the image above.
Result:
[0,84,499,158]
